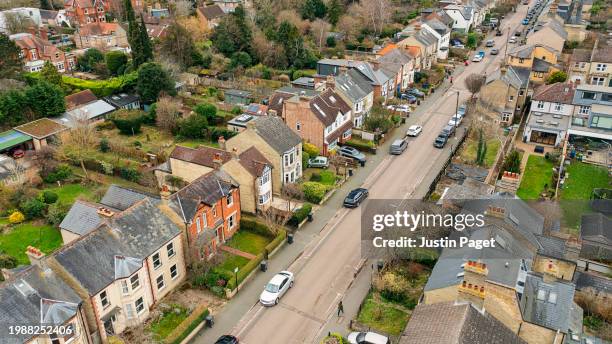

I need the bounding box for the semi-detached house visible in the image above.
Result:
[334,70,374,128]
[524,82,576,146]
[568,84,612,141]
[316,59,397,100]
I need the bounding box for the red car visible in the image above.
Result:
[12,149,24,159]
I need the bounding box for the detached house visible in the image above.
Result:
[75,22,128,50]
[283,88,353,155]
[11,32,76,72]
[64,0,109,26]
[196,5,225,30]
[524,82,576,146]
[443,4,474,32]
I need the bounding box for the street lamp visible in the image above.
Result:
[453,91,460,137]
[234,267,239,292]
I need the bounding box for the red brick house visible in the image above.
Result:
[11,32,76,73]
[283,88,353,155]
[168,169,241,260]
[64,0,109,26]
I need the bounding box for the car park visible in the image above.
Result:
[485,39,495,47]
[433,135,448,148]
[406,124,423,137]
[338,146,366,165]
[389,138,408,155]
[215,335,239,344]
[347,331,390,344]
[343,188,369,208]
[259,271,294,306]
[490,48,499,55]
[307,156,329,168]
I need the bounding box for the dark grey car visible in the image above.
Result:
[343,188,369,208]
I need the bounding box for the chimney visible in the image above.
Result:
[268,109,278,117]
[218,136,226,150]
[486,205,506,218]
[97,207,115,217]
[371,60,380,71]
[160,184,171,203]
[212,152,223,168]
[326,75,335,90]
[231,147,239,160]
[26,246,45,268]
[414,23,422,31]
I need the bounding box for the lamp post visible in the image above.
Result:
[234,267,239,292]
[453,90,460,137]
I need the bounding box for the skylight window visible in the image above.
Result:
[548,292,557,304]
[537,289,547,301]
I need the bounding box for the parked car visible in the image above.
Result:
[522,19,529,25]
[215,335,239,344]
[457,104,467,116]
[433,135,448,148]
[448,115,463,127]
[490,48,499,55]
[338,146,366,165]
[348,331,390,344]
[343,188,369,208]
[509,36,517,43]
[387,104,410,113]
[495,30,503,36]
[11,149,24,159]
[307,156,329,168]
[406,124,423,137]
[389,138,408,155]
[485,39,495,47]
[472,51,485,62]
[259,271,294,306]
[400,93,418,103]
[406,88,425,98]
[440,124,455,137]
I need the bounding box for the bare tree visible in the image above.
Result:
[350,0,391,35]
[172,0,193,17]
[281,183,303,212]
[60,110,97,179]
[464,73,486,100]
[3,12,33,34]
[155,95,182,133]
[4,159,26,185]
[336,14,360,42]
[310,19,331,51]
[260,207,292,236]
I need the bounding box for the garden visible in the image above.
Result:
[516,155,554,199]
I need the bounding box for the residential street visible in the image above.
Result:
[193,3,533,343]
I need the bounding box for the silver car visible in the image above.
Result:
[259,271,294,306]
[307,156,329,168]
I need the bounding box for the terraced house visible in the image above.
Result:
[568,84,612,141]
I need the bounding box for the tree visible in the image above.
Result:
[124,0,152,68]
[136,62,176,104]
[160,21,197,69]
[501,150,521,173]
[464,73,486,99]
[546,71,568,84]
[350,0,391,35]
[109,109,144,135]
[211,5,253,58]
[177,114,208,138]
[326,0,342,26]
[0,33,23,79]
[138,15,153,63]
[60,111,96,178]
[77,48,104,72]
[154,95,182,133]
[311,19,331,51]
[25,81,65,118]
[467,33,477,48]
[300,0,326,20]
[475,128,487,166]
[194,103,218,122]
[276,20,314,69]
[0,89,29,125]
[105,51,128,76]
[40,61,63,86]
[229,51,252,69]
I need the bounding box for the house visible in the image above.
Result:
[283,88,353,155]
[14,118,69,151]
[316,59,397,100]
[196,5,226,30]
[0,7,41,33]
[225,116,302,192]
[74,22,128,50]
[227,113,256,132]
[334,70,375,128]
[0,261,91,344]
[40,9,71,27]
[400,301,527,344]
[527,17,568,53]
[244,103,268,116]
[64,0,109,26]
[267,87,320,117]
[588,46,612,87]
[103,93,141,110]
[568,84,612,141]
[168,170,241,259]
[506,44,562,84]
[579,213,611,263]
[49,198,186,342]
[568,49,592,84]
[212,0,243,13]
[377,46,415,91]
[524,82,576,147]
[443,4,474,32]
[480,66,531,125]
[57,89,116,127]
[225,89,252,106]
[11,32,76,72]
[422,18,451,60]
[397,27,438,70]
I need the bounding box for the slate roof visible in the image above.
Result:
[400,301,527,344]
[238,146,271,177]
[378,48,413,75]
[39,9,59,20]
[268,88,320,116]
[104,93,140,108]
[591,47,612,63]
[508,44,558,59]
[532,57,556,73]
[197,4,225,19]
[335,71,373,103]
[533,83,576,104]
[251,116,302,154]
[100,184,159,211]
[486,67,524,89]
[170,145,232,169]
[425,18,450,35]
[570,49,591,63]
[59,200,106,236]
[580,213,612,243]
[416,29,438,46]
[14,118,68,139]
[53,198,181,295]
[535,234,567,260]
[0,265,82,343]
[65,89,97,109]
[58,99,116,126]
[169,169,237,222]
[519,272,583,333]
[308,88,352,127]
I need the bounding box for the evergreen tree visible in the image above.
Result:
[40,61,63,86]
[300,0,327,21]
[138,15,153,63]
[124,0,151,68]
[211,5,252,58]
[0,33,23,79]
[137,63,176,104]
[25,81,66,118]
[326,0,342,26]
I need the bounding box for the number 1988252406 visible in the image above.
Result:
[8,325,75,336]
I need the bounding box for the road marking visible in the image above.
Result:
[233,304,266,338]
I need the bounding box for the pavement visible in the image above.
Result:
[192,3,535,343]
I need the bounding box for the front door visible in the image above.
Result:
[104,317,114,335]
[216,226,224,243]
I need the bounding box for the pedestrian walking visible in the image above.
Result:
[450,76,453,84]
[337,301,344,317]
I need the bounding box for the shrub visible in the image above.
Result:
[99,137,110,152]
[163,305,209,344]
[231,106,242,115]
[46,202,68,226]
[109,109,144,135]
[0,254,17,270]
[303,142,320,157]
[288,203,312,227]
[302,182,328,204]
[240,218,274,238]
[119,167,140,182]
[40,191,58,204]
[194,103,218,121]
[20,198,47,219]
[8,211,25,224]
[344,139,375,151]
[41,164,73,183]
[302,151,310,170]
[177,115,208,139]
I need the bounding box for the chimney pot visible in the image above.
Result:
[25,246,45,268]
[218,136,226,150]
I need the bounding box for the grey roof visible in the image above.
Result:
[354,62,393,85]
[535,235,567,260]
[509,44,559,59]
[425,18,450,35]
[59,200,105,236]
[441,178,495,200]
[53,198,181,294]
[103,93,139,108]
[0,265,82,343]
[39,9,59,20]
[275,86,319,97]
[252,116,302,154]
[511,66,532,88]
[58,99,116,127]
[519,272,583,333]
[486,67,523,90]
[335,70,373,103]
[378,48,413,76]
[291,77,315,88]
[400,301,527,344]
[532,58,555,73]
[564,333,609,344]
[572,270,612,294]
[225,89,251,98]
[416,29,438,46]
[580,213,612,244]
[100,184,159,211]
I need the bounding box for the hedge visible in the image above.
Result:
[240,218,274,238]
[344,139,375,152]
[302,182,329,204]
[288,203,312,227]
[29,72,138,97]
[163,305,210,344]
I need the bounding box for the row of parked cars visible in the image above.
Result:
[433,103,466,148]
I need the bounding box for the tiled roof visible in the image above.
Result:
[100,184,159,211]
[535,234,567,260]
[591,47,612,63]
[251,116,302,154]
[580,213,612,244]
[14,118,68,139]
[238,146,271,177]
[573,270,612,294]
[335,71,373,103]
[59,200,105,236]
[197,4,226,19]
[11,33,64,63]
[400,301,527,344]
[78,22,121,36]
[170,145,232,169]
[309,88,352,126]
[533,83,576,104]
[65,89,97,109]
[377,43,398,56]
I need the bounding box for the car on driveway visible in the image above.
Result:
[400,93,418,103]
[215,335,239,344]
[490,48,499,55]
[307,156,329,168]
[259,271,294,306]
[433,135,448,148]
[347,331,390,344]
[406,124,423,137]
[406,88,425,98]
[343,188,369,208]
[389,138,408,155]
[338,146,366,165]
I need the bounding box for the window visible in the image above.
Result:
[296,122,301,131]
[502,112,511,122]
[596,63,607,72]
[226,193,233,206]
[519,58,525,63]
[591,77,605,86]
[100,290,109,308]
[212,205,217,217]
[228,214,236,229]
[153,252,161,269]
[121,280,129,295]
[260,169,270,185]
[167,242,175,258]
[537,101,544,109]
[579,106,590,115]
[196,217,201,234]
[591,115,612,130]
[156,274,165,290]
[170,264,178,279]
[536,289,546,301]
[582,92,596,100]
[130,273,140,290]
[548,292,557,304]
[125,304,135,319]
[284,154,289,166]
[553,103,563,112]
[509,95,514,101]
[135,297,145,314]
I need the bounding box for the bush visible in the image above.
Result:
[303,142,319,157]
[41,164,73,183]
[302,151,310,170]
[119,167,140,182]
[8,211,25,224]
[302,182,329,204]
[46,202,68,226]
[20,198,47,219]
[99,137,110,152]
[109,109,144,135]
[288,203,312,227]
[240,218,274,238]
[40,191,58,204]
[177,115,208,139]
[231,106,242,115]
[0,254,17,270]
[344,139,375,151]
[194,103,218,121]
[31,71,138,97]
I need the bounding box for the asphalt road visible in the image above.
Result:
[196,3,534,343]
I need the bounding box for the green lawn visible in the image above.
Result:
[149,304,190,340]
[461,138,501,167]
[517,155,554,199]
[356,292,411,336]
[310,170,338,186]
[216,252,250,272]
[561,162,610,200]
[0,222,63,265]
[225,230,272,255]
[43,183,96,204]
